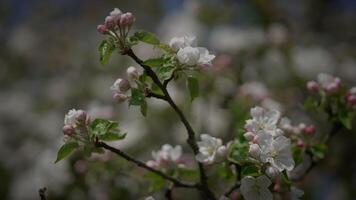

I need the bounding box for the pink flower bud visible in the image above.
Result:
[105,16,116,29]
[76,110,87,122]
[346,94,356,106]
[303,125,316,135]
[119,12,135,27]
[307,81,320,93]
[63,125,75,136]
[119,79,131,92]
[325,82,339,95]
[248,144,260,158]
[297,139,305,148]
[243,132,256,141]
[126,66,139,80]
[97,24,108,34]
[265,166,279,180]
[113,92,128,103]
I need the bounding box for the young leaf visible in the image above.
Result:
[338,109,352,130]
[98,132,127,141]
[129,88,145,106]
[132,31,160,45]
[143,58,164,68]
[140,101,148,117]
[156,65,175,80]
[310,143,327,160]
[187,76,199,101]
[55,141,79,163]
[241,165,260,177]
[91,119,118,136]
[98,39,116,65]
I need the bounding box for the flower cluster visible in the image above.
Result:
[195,134,229,164]
[110,66,140,103]
[238,106,305,200]
[62,109,90,139]
[146,144,184,170]
[346,87,356,107]
[307,73,341,95]
[169,36,215,68]
[97,8,135,37]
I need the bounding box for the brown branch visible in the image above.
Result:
[38,187,47,200]
[95,141,196,188]
[123,48,216,199]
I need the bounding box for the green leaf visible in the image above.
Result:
[338,109,352,129]
[129,88,145,106]
[143,58,164,68]
[98,39,116,65]
[158,44,173,52]
[292,147,304,166]
[228,141,252,165]
[304,97,319,110]
[187,76,199,101]
[132,31,160,45]
[241,165,260,177]
[55,141,79,163]
[144,172,166,192]
[310,143,327,160]
[156,65,175,80]
[140,101,148,117]
[98,132,127,141]
[90,119,126,142]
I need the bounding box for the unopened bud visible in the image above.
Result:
[325,82,339,95]
[244,132,255,141]
[76,110,87,122]
[119,12,135,27]
[126,66,139,80]
[307,81,320,93]
[347,94,356,106]
[303,125,316,135]
[119,79,131,92]
[249,144,260,158]
[217,145,228,158]
[63,125,75,136]
[97,24,108,34]
[113,92,128,103]
[265,166,279,180]
[297,139,305,148]
[105,16,116,29]
[110,8,122,17]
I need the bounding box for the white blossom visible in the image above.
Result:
[177,46,200,66]
[195,134,227,164]
[317,73,340,89]
[197,47,215,67]
[110,8,122,16]
[64,109,82,126]
[146,144,183,169]
[169,36,196,51]
[257,132,295,171]
[240,175,272,200]
[245,106,283,137]
[110,78,123,92]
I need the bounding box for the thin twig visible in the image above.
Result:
[95,141,196,188]
[165,188,173,200]
[124,48,216,199]
[38,187,47,200]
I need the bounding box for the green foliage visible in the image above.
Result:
[241,165,260,177]
[99,39,116,65]
[55,141,79,163]
[143,58,165,68]
[292,147,304,166]
[129,88,146,106]
[310,143,327,160]
[338,108,353,130]
[130,31,160,45]
[228,140,252,165]
[187,76,199,102]
[90,119,126,141]
[304,97,319,111]
[218,163,234,180]
[144,172,166,192]
[83,144,105,158]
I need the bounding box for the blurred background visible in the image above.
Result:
[1,0,356,199]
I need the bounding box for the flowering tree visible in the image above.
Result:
[53,8,356,200]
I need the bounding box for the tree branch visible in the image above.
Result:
[123,48,216,199]
[38,187,47,200]
[95,141,196,188]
